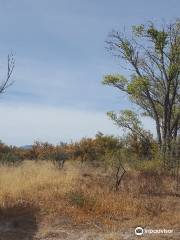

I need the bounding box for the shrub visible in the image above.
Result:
[130,158,163,173]
[67,190,86,208]
[0,152,21,165]
[49,151,70,168]
[67,190,96,211]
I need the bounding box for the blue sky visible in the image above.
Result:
[0,0,179,146]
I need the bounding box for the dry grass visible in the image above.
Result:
[0,161,78,216]
[0,160,179,230]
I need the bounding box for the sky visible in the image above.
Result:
[0,0,179,146]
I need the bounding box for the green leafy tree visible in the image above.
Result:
[103,20,180,152]
[107,110,154,159]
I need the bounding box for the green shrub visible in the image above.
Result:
[128,157,163,173]
[67,190,96,210]
[50,151,70,168]
[67,191,86,208]
[0,152,22,165]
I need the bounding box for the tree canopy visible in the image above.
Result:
[103,20,180,152]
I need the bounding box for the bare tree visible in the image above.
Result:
[0,53,15,94]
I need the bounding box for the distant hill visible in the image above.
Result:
[20,145,33,150]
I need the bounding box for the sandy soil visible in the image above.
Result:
[0,216,179,240]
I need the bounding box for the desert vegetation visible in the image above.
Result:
[0,19,179,239]
[0,134,179,231]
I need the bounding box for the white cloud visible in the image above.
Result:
[0,102,121,146]
[0,102,156,146]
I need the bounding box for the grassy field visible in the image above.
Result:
[0,160,179,239]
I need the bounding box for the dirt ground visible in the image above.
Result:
[0,216,179,240]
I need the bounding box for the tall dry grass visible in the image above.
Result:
[0,160,179,228]
[0,161,78,215]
